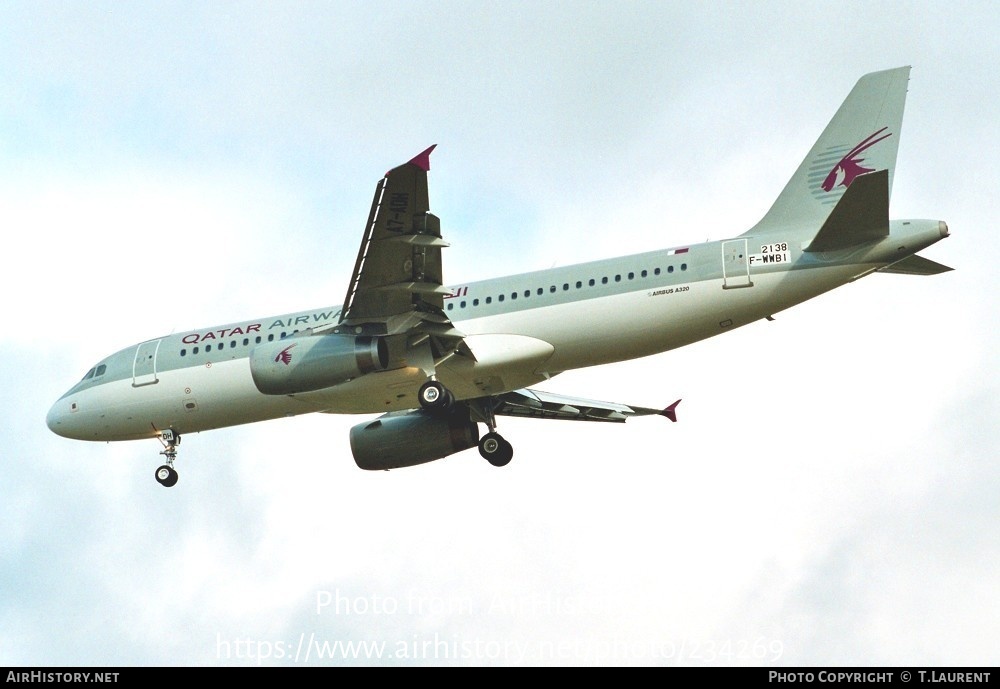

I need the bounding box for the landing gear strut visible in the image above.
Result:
[420,381,515,467]
[477,400,513,467]
[154,429,180,488]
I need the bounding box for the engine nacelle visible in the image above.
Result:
[350,410,480,471]
[250,334,388,395]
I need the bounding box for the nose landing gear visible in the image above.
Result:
[154,429,180,487]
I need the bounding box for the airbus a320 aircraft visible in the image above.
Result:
[47,67,951,486]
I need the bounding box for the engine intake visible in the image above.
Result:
[250,334,388,395]
[350,410,480,470]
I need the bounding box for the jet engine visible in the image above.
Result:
[250,334,388,395]
[349,409,480,470]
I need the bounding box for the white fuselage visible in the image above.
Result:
[46,218,948,443]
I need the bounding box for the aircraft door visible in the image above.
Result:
[722,239,753,289]
[133,339,162,387]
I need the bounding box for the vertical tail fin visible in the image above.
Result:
[747,66,910,234]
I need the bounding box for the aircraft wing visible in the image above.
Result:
[338,145,461,341]
[488,389,681,423]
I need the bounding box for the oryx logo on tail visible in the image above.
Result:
[821,127,892,192]
[275,343,297,365]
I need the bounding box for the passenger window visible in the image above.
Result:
[510,293,517,300]
[614,275,621,282]
[486,297,492,304]
[628,272,634,280]
[589,279,595,286]
[193,347,199,355]
[268,334,274,342]
[243,338,249,346]
[447,303,454,310]
[473,298,480,306]
[549,286,556,293]
[681,263,688,271]
[524,290,530,298]
[641,270,648,278]
[460,300,466,308]
[181,349,187,357]
[654,267,661,275]
[668,266,674,273]
[206,344,212,352]
[536,288,543,296]
[602,277,608,284]
[576,281,582,289]
[499,294,505,302]
[256,336,262,344]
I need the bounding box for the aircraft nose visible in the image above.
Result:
[46,400,63,435]
[46,397,76,438]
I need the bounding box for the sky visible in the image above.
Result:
[1,1,997,667]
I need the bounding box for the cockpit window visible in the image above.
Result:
[82,368,95,381]
[95,364,107,377]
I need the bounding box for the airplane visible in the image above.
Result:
[46,66,952,487]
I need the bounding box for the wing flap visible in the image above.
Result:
[383,234,450,248]
[491,389,680,424]
[413,322,466,338]
[372,281,453,295]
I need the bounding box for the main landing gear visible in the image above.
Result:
[417,380,453,410]
[478,431,513,467]
[154,429,180,488]
[474,391,513,467]
[419,380,514,467]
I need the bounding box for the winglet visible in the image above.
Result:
[660,399,682,422]
[407,144,437,172]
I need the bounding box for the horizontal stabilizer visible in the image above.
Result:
[879,254,954,275]
[806,169,889,252]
